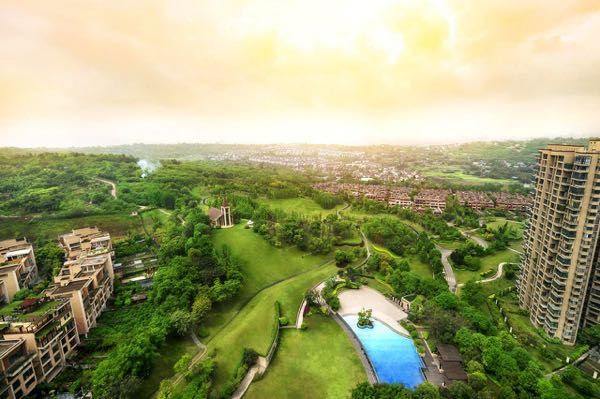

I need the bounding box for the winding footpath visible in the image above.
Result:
[456,262,507,288]
[94,178,117,199]
[436,245,457,293]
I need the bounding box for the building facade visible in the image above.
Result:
[0,239,39,305]
[46,228,114,336]
[208,200,234,228]
[0,298,78,399]
[518,140,600,344]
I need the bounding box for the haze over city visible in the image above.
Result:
[1,0,600,147]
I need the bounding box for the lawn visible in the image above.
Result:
[0,213,143,241]
[138,335,200,398]
[205,224,339,392]
[259,197,344,217]
[207,263,338,392]
[345,210,424,233]
[454,249,519,285]
[421,167,514,186]
[245,315,367,399]
[207,224,332,336]
[371,244,432,279]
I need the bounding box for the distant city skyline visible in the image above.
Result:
[1,1,600,147]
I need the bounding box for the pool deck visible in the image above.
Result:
[338,286,409,336]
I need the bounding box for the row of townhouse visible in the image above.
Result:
[0,227,114,399]
[313,182,532,213]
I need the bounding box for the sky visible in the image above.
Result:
[1,0,600,147]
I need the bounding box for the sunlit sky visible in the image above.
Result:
[1,0,600,147]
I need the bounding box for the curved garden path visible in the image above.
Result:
[94,178,117,199]
[435,244,457,293]
[456,262,507,288]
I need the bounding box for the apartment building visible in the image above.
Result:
[0,239,39,305]
[0,297,78,399]
[388,188,413,208]
[414,189,450,213]
[47,250,113,336]
[454,191,494,210]
[518,140,600,344]
[494,192,531,212]
[59,227,113,261]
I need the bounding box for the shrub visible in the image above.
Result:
[300,322,308,330]
[278,317,290,326]
[242,348,259,368]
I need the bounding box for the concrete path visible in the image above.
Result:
[417,327,445,387]
[545,349,591,378]
[95,178,117,199]
[231,356,267,399]
[360,230,371,259]
[461,229,488,249]
[457,262,507,288]
[436,245,457,293]
[158,208,186,225]
[338,286,409,336]
[508,247,524,256]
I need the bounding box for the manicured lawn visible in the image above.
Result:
[366,277,394,295]
[485,218,524,237]
[345,210,424,233]
[204,224,340,392]
[207,264,338,392]
[245,315,367,399]
[421,167,514,186]
[207,224,331,336]
[138,335,199,398]
[0,213,143,241]
[371,244,432,279]
[259,197,344,217]
[435,239,464,250]
[454,249,519,285]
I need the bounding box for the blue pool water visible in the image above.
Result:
[343,315,424,388]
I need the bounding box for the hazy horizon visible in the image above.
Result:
[2,1,600,147]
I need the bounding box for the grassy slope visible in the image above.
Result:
[371,243,433,279]
[138,336,199,398]
[208,264,337,390]
[259,197,344,217]
[454,249,519,284]
[421,167,514,186]
[245,315,367,399]
[0,213,143,241]
[206,224,337,391]
[207,224,331,336]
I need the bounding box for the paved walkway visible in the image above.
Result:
[457,262,508,288]
[436,245,457,293]
[231,356,267,399]
[417,327,445,387]
[95,178,117,199]
[461,229,488,249]
[338,286,409,336]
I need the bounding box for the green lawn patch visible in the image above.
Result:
[0,213,143,241]
[207,263,337,392]
[371,244,432,279]
[421,167,514,186]
[245,315,367,399]
[258,197,344,217]
[454,249,519,285]
[137,335,200,398]
[206,225,331,336]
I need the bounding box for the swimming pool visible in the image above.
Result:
[343,315,425,388]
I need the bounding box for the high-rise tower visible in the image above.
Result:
[519,140,600,344]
